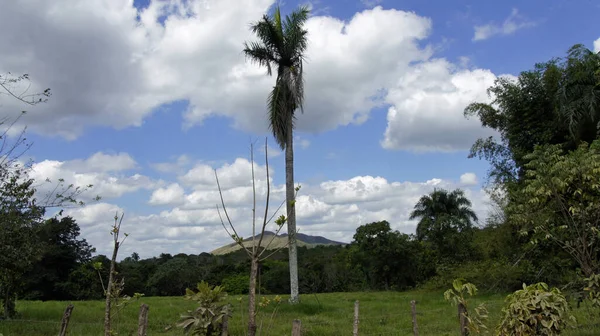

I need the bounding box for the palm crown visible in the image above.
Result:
[243,5,310,149]
[409,188,478,241]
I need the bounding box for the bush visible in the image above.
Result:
[497,282,575,335]
[221,274,249,295]
[176,281,232,336]
[421,259,576,293]
[444,278,489,335]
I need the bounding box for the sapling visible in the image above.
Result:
[215,138,300,336]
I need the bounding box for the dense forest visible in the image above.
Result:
[2,39,600,331]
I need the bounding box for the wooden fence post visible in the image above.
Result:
[353,300,359,336]
[221,314,229,336]
[137,303,149,336]
[292,319,301,336]
[59,304,74,336]
[458,302,468,336]
[410,300,419,336]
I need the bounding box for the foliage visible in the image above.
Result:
[0,166,45,318]
[147,257,198,296]
[583,274,600,308]
[556,45,600,142]
[464,44,600,187]
[177,281,232,336]
[0,73,95,318]
[497,282,576,335]
[21,216,95,300]
[511,140,600,277]
[350,221,429,290]
[410,188,479,263]
[222,274,250,295]
[243,5,310,150]
[444,278,489,335]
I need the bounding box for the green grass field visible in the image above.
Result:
[1,290,599,335]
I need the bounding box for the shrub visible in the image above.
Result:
[222,274,250,295]
[583,274,600,308]
[497,282,575,335]
[444,278,489,335]
[176,281,232,336]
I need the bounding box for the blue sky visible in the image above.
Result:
[1,0,598,258]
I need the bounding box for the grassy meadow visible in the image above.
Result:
[1,290,599,335]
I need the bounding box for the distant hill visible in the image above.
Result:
[210,231,346,255]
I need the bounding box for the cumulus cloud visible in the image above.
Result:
[29,152,161,202]
[56,154,491,259]
[473,8,536,42]
[149,183,186,206]
[381,58,498,152]
[594,37,600,53]
[460,172,478,186]
[0,1,494,152]
[62,152,137,173]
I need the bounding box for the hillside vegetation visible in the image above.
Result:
[210,231,345,255]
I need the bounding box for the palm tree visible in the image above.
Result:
[409,188,478,242]
[243,4,310,304]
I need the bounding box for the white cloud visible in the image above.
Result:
[179,157,272,191]
[54,154,491,259]
[382,58,498,152]
[0,1,499,152]
[594,37,600,53]
[62,152,137,173]
[460,172,478,186]
[473,8,536,41]
[149,183,186,206]
[29,152,160,202]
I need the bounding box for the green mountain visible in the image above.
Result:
[210,231,346,255]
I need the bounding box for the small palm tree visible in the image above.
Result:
[409,188,478,242]
[243,4,310,304]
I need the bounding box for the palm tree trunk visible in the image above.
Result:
[285,120,299,304]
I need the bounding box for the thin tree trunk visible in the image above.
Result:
[248,258,259,336]
[285,121,299,304]
[2,282,15,319]
[104,241,119,336]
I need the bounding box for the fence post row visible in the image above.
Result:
[59,304,74,336]
[410,300,419,336]
[137,303,149,336]
[292,319,302,336]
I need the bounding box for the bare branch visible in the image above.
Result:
[251,141,257,256]
[256,138,271,253]
[215,168,253,257]
[260,229,300,262]
[0,73,51,106]
[260,222,289,253]
[217,204,252,257]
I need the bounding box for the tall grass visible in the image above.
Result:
[1,290,599,335]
